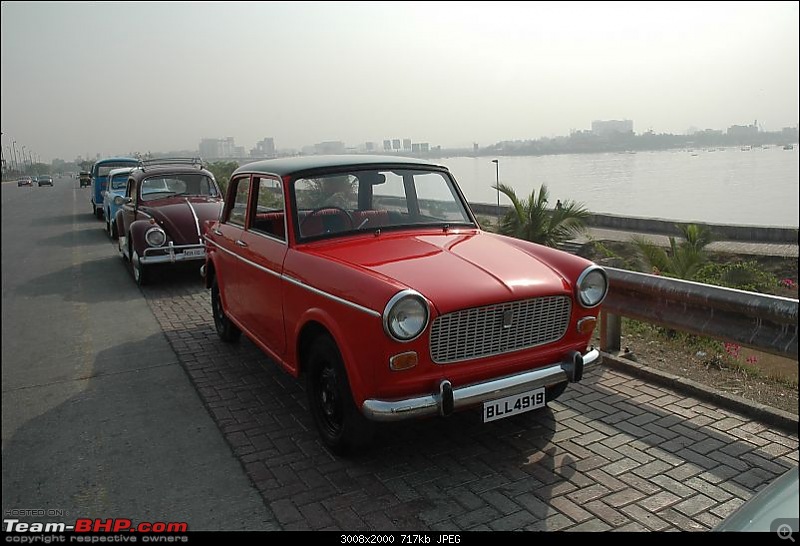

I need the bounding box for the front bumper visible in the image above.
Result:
[361,348,600,422]
[142,242,206,264]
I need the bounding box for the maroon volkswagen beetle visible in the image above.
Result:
[115,159,223,285]
[203,155,608,454]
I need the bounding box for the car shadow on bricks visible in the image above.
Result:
[141,284,799,531]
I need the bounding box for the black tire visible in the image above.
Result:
[545,382,568,403]
[306,335,374,455]
[131,247,148,286]
[211,278,241,343]
[94,206,103,220]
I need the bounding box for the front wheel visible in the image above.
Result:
[131,248,148,286]
[306,335,374,455]
[211,278,241,343]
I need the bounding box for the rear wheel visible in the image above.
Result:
[306,335,374,455]
[211,278,241,343]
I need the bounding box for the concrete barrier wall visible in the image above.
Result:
[469,202,799,244]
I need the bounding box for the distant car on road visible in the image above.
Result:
[79,171,91,188]
[203,155,609,454]
[116,158,224,285]
[37,175,54,187]
[17,177,33,187]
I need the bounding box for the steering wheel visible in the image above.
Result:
[300,206,354,233]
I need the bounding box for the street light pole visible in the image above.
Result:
[12,140,19,174]
[491,159,499,217]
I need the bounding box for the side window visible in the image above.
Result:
[372,171,408,213]
[225,176,250,227]
[250,177,285,241]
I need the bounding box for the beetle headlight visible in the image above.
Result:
[113,195,124,206]
[383,290,429,342]
[145,227,167,247]
[576,265,608,308]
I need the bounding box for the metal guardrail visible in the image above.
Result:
[600,267,799,359]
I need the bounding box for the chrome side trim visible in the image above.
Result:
[185,199,203,243]
[361,349,600,422]
[204,238,282,280]
[282,274,382,318]
[205,237,380,317]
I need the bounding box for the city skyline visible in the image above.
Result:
[2,2,798,163]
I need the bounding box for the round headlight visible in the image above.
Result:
[114,195,124,206]
[576,266,608,308]
[145,227,167,247]
[383,290,429,342]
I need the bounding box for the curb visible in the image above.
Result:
[600,351,799,436]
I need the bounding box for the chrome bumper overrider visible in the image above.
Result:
[141,243,205,264]
[361,349,600,422]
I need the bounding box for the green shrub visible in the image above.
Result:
[695,261,778,293]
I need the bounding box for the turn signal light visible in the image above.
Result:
[389,351,418,371]
[577,317,597,335]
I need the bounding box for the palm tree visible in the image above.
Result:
[631,224,713,280]
[492,182,590,247]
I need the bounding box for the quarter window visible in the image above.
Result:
[226,177,250,227]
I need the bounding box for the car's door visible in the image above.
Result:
[119,177,139,242]
[238,175,289,357]
[211,175,251,323]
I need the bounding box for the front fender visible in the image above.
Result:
[291,305,383,406]
[128,218,158,255]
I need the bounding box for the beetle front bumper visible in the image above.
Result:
[141,243,206,264]
[361,348,600,422]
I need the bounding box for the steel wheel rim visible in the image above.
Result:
[317,363,343,436]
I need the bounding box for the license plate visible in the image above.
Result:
[183,248,205,258]
[483,387,545,423]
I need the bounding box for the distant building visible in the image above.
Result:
[252,137,276,158]
[591,119,634,136]
[403,138,412,151]
[200,137,237,158]
[727,121,759,138]
[392,139,401,151]
[383,140,392,152]
[314,141,346,155]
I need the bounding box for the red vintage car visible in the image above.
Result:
[115,159,224,285]
[203,155,608,454]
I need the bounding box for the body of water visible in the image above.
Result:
[438,146,799,228]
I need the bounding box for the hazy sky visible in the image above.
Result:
[2,1,798,162]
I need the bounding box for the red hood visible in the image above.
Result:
[140,197,223,245]
[305,229,574,314]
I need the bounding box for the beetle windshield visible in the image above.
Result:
[293,168,474,240]
[140,174,219,201]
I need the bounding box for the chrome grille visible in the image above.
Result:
[429,296,571,364]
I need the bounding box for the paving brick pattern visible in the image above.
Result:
[142,277,798,532]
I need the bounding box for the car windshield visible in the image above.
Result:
[292,168,474,240]
[109,174,128,190]
[140,173,219,201]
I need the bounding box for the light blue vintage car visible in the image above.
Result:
[103,166,135,239]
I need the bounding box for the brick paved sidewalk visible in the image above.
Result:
[143,277,798,532]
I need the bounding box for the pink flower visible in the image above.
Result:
[746,355,758,364]
[780,278,797,289]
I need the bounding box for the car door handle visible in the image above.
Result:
[235,240,248,247]
[212,228,223,236]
